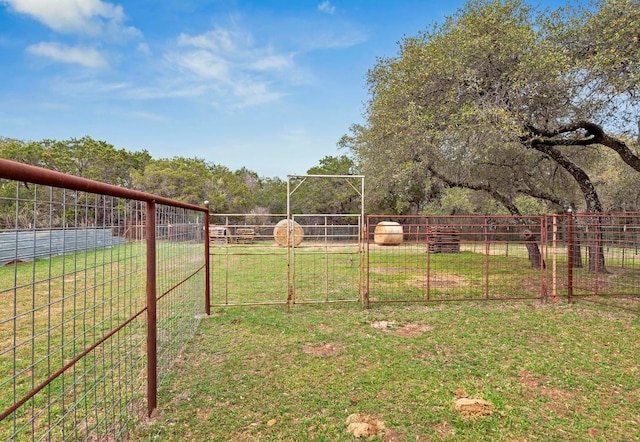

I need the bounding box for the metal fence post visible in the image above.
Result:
[146,201,158,415]
[567,210,574,304]
[204,201,211,316]
[484,217,489,299]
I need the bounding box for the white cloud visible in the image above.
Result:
[303,28,368,50]
[231,80,284,109]
[164,26,299,108]
[125,84,210,100]
[136,42,151,54]
[27,42,108,68]
[250,54,294,71]
[318,1,336,14]
[177,29,244,53]
[167,49,230,81]
[128,111,166,122]
[2,0,140,37]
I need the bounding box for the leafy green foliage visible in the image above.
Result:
[343,0,639,215]
[289,155,362,217]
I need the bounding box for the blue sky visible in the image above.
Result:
[0,0,568,178]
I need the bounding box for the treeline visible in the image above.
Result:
[0,137,286,214]
[0,137,363,227]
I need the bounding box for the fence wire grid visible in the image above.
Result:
[206,213,639,312]
[365,214,640,309]
[207,214,363,306]
[0,164,207,442]
[2,158,639,441]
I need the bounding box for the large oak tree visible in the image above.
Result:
[343,0,638,270]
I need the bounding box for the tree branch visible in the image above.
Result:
[527,140,603,212]
[525,120,640,172]
[426,165,522,215]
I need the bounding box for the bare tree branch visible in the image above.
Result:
[525,121,640,172]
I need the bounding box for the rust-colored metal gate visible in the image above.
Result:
[365,215,548,304]
[208,212,640,310]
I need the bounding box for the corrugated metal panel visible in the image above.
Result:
[0,229,126,266]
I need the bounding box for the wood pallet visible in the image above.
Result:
[209,226,228,244]
[428,228,460,253]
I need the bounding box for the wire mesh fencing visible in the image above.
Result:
[154,206,205,382]
[207,214,364,306]
[0,160,207,441]
[208,214,289,306]
[365,214,640,311]
[207,213,639,312]
[365,215,547,304]
[289,214,363,304]
[548,213,640,311]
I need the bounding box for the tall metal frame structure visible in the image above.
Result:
[286,174,366,308]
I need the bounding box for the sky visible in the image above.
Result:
[0,0,569,179]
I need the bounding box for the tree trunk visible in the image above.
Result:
[425,165,546,269]
[529,143,607,274]
[525,241,544,269]
[571,235,583,268]
[586,216,608,274]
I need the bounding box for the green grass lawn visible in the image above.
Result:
[132,301,640,441]
[3,240,638,440]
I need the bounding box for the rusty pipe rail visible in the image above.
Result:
[0,158,210,432]
[0,158,205,212]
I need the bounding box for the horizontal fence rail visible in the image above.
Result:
[551,213,640,311]
[206,213,639,313]
[207,214,363,306]
[365,215,548,304]
[0,159,208,441]
[365,214,640,311]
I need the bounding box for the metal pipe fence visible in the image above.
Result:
[5,158,636,440]
[549,213,640,311]
[207,214,364,306]
[365,214,640,311]
[0,159,208,441]
[206,213,639,312]
[365,215,548,304]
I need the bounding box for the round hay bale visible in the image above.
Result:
[273,219,304,247]
[374,221,403,245]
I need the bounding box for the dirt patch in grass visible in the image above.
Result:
[407,273,470,289]
[431,420,455,439]
[371,320,434,337]
[308,323,332,333]
[453,397,494,416]
[370,267,470,289]
[383,427,407,441]
[371,320,396,330]
[302,342,342,357]
[391,322,434,337]
[452,388,494,417]
[519,370,573,401]
[345,413,386,438]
